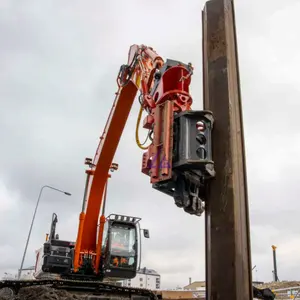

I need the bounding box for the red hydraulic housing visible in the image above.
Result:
[140,60,194,183]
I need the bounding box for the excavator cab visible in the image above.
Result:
[102,214,148,280]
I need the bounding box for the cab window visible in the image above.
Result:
[109,225,136,269]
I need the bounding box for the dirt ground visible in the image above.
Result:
[0,286,88,300]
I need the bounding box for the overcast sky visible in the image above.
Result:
[1,0,300,289]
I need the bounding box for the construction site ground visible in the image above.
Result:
[0,285,87,300]
[1,281,300,300]
[254,281,300,290]
[0,286,206,300]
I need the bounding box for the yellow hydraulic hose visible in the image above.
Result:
[135,104,150,150]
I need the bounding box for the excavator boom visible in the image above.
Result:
[75,80,138,259]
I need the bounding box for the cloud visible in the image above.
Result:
[1,0,300,289]
[0,179,19,213]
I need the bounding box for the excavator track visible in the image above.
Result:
[0,278,158,300]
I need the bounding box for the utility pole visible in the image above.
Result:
[202,0,253,299]
[272,245,278,282]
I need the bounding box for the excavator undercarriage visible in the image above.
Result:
[0,278,158,300]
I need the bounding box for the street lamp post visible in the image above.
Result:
[17,185,71,280]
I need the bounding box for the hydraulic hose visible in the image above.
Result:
[135,104,150,150]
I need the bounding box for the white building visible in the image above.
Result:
[122,267,160,290]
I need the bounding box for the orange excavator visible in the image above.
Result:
[0,44,273,300]
[38,44,214,278]
[33,44,214,282]
[1,44,213,298]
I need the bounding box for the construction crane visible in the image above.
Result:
[0,44,274,300]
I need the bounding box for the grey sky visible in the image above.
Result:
[1,0,300,288]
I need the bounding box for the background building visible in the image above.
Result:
[122,267,160,290]
[184,281,205,291]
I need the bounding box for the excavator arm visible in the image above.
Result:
[73,45,166,274]
[73,44,215,275]
[76,45,163,252]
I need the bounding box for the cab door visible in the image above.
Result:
[104,221,138,279]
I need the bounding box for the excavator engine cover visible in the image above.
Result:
[34,213,75,279]
[41,239,74,274]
